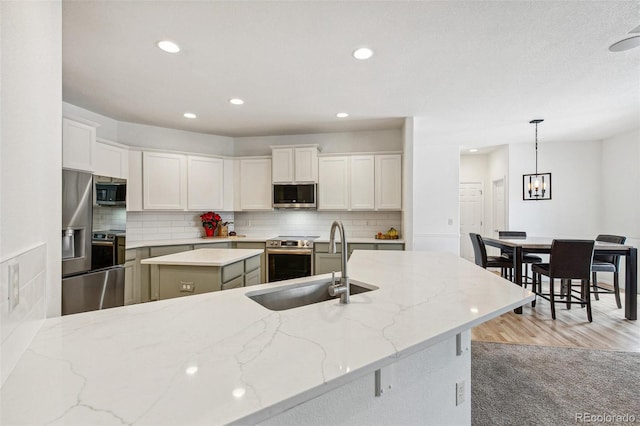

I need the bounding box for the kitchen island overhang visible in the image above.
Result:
[1,250,533,425]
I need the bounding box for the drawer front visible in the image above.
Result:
[150,245,192,257]
[221,275,244,290]
[314,242,342,253]
[315,253,342,275]
[245,269,260,286]
[222,260,244,283]
[381,243,404,251]
[198,242,232,248]
[245,255,261,272]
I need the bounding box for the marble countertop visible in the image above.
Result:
[141,248,264,267]
[1,250,532,425]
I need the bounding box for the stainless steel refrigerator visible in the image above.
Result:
[62,169,124,315]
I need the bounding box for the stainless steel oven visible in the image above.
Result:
[91,230,125,270]
[266,236,318,282]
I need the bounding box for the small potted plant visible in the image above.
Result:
[200,211,222,237]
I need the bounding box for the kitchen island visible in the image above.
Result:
[141,248,263,300]
[1,250,533,425]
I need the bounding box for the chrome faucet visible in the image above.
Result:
[327,220,350,304]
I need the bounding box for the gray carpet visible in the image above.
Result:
[472,341,640,426]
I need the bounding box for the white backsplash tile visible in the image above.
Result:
[93,206,126,231]
[126,211,235,243]
[1,243,47,386]
[126,210,401,243]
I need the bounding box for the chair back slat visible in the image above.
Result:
[498,231,527,239]
[549,239,595,280]
[469,233,487,268]
[594,234,626,265]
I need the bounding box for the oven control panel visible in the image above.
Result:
[266,239,314,248]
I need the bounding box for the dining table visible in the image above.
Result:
[483,236,637,320]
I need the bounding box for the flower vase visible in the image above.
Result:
[204,227,214,237]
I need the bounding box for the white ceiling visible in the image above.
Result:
[62,1,640,149]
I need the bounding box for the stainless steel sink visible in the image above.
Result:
[246,277,377,311]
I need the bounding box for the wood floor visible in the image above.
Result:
[471,282,640,352]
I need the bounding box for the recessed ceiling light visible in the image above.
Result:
[157,40,180,53]
[336,112,349,118]
[183,112,197,119]
[229,98,244,105]
[352,47,374,60]
[609,35,640,52]
[469,149,478,153]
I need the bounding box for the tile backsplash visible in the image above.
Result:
[127,211,235,242]
[126,210,401,243]
[1,243,47,386]
[93,205,127,231]
[234,211,402,238]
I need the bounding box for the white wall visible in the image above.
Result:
[402,118,414,250]
[234,129,402,156]
[1,0,62,383]
[508,139,602,238]
[409,118,460,254]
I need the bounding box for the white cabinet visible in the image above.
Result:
[350,156,375,210]
[318,154,402,211]
[127,150,143,211]
[240,158,272,210]
[318,157,349,210]
[62,118,96,172]
[375,154,402,210]
[187,156,224,210]
[271,146,318,183]
[223,159,240,212]
[94,140,128,179]
[142,152,187,210]
[271,148,294,183]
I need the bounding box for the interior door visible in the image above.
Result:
[492,178,506,236]
[459,182,484,261]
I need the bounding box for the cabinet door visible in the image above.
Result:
[62,118,96,172]
[94,142,127,179]
[240,158,272,210]
[272,148,294,183]
[315,253,342,275]
[124,260,135,305]
[245,269,260,286]
[294,147,318,183]
[223,159,238,212]
[375,154,402,210]
[127,151,143,211]
[318,157,349,210]
[350,156,375,210]
[187,156,224,210]
[143,152,187,210]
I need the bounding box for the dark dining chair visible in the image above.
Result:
[469,233,513,278]
[498,231,542,286]
[531,239,595,322]
[591,234,626,309]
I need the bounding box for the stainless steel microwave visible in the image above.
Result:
[95,181,126,206]
[273,184,316,209]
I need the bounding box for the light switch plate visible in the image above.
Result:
[9,262,20,310]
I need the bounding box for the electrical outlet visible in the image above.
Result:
[8,262,20,311]
[456,380,465,406]
[180,281,195,293]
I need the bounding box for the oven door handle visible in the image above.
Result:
[92,241,115,247]
[267,248,313,255]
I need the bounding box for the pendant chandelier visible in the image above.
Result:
[522,119,552,201]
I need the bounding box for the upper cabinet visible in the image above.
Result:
[187,156,224,210]
[375,154,402,210]
[62,118,97,172]
[94,140,128,179]
[240,158,272,210]
[143,152,187,210]
[318,153,401,211]
[271,146,318,183]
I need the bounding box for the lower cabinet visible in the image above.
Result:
[233,242,266,284]
[314,242,405,275]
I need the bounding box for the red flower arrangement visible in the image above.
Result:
[200,211,222,229]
